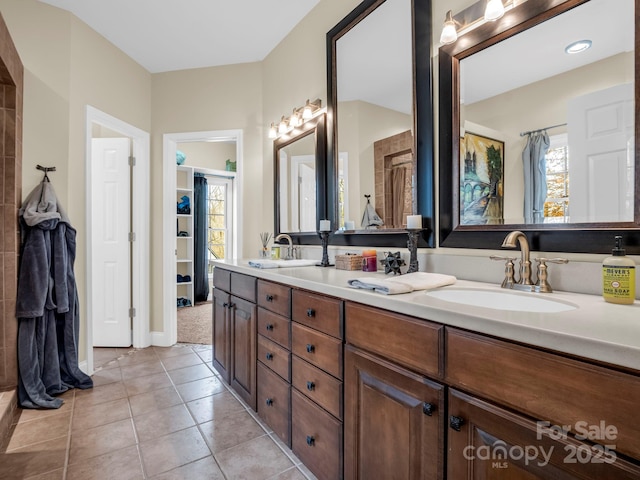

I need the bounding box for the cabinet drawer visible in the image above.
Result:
[345,302,442,378]
[257,307,291,349]
[230,272,256,302]
[292,290,343,339]
[292,323,343,379]
[292,356,342,420]
[258,334,291,382]
[446,328,640,461]
[213,267,231,291]
[257,280,291,317]
[292,389,342,480]
[257,363,291,446]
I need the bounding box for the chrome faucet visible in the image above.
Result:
[501,231,533,285]
[275,233,294,260]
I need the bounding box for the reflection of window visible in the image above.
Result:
[207,177,233,273]
[544,134,569,222]
[338,153,348,229]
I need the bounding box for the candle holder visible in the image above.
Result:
[406,229,422,273]
[316,231,334,267]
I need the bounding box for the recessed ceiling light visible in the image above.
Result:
[565,39,592,54]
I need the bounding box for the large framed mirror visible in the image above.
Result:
[274,113,327,242]
[439,0,640,253]
[326,0,435,247]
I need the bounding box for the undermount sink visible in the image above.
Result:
[425,288,577,313]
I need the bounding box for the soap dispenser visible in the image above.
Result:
[602,236,636,304]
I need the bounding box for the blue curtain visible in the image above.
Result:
[522,131,550,223]
[193,174,209,302]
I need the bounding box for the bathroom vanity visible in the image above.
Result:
[212,261,640,480]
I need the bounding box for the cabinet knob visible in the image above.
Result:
[222,302,228,308]
[265,353,274,361]
[266,294,274,302]
[266,398,273,407]
[266,324,274,331]
[306,381,315,391]
[306,308,315,317]
[306,435,315,446]
[306,344,315,353]
[227,303,235,310]
[450,415,465,432]
[422,402,436,416]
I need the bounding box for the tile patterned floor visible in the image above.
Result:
[0,345,317,480]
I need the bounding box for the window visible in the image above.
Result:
[544,134,569,222]
[207,177,233,273]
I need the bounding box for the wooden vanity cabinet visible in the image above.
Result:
[291,290,344,480]
[212,269,257,409]
[344,302,445,480]
[448,389,640,480]
[256,279,293,446]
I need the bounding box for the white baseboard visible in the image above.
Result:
[79,361,89,376]
[151,331,174,347]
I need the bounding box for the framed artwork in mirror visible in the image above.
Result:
[460,130,504,225]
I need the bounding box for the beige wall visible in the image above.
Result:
[177,142,236,171]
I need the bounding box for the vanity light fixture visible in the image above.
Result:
[439,10,458,45]
[269,99,322,139]
[565,39,592,54]
[484,0,505,21]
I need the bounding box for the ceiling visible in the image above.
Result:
[38,0,320,73]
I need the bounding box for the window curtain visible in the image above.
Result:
[522,131,550,223]
[193,174,209,302]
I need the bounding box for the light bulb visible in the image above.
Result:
[278,116,288,134]
[302,100,313,120]
[484,0,505,21]
[268,123,277,139]
[440,11,458,45]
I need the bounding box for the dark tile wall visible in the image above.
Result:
[0,12,24,390]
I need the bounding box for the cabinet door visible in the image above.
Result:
[230,295,257,410]
[448,389,640,480]
[344,345,444,480]
[212,288,230,383]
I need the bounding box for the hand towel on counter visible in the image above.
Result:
[248,259,318,269]
[348,272,457,295]
[248,259,280,269]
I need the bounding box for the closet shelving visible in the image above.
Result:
[176,165,194,307]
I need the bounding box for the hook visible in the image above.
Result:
[36,164,56,182]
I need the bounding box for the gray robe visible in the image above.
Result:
[16,181,93,409]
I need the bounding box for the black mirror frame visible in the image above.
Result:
[274,113,328,244]
[438,0,640,254]
[325,0,435,248]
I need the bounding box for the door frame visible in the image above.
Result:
[161,130,243,347]
[85,105,151,374]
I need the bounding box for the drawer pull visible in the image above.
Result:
[265,353,274,361]
[266,398,274,406]
[450,416,465,432]
[306,344,315,353]
[222,302,228,308]
[266,294,274,302]
[265,324,274,331]
[227,303,235,310]
[306,308,315,317]
[306,381,315,391]
[422,402,436,416]
[306,435,315,446]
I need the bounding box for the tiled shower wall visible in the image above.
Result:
[0,13,24,390]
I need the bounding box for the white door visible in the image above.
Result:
[91,138,132,347]
[291,154,316,232]
[568,83,634,223]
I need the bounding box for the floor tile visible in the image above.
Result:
[66,444,144,480]
[6,412,71,451]
[139,426,210,477]
[124,372,173,397]
[72,397,131,431]
[128,386,183,417]
[24,467,65,479]
[215,434,294,480]
[90,367,123,386]
[186,391,245,424]
[74,381,128,409]
[161,352,203,371]
[118,349,159,367]
[133,404,195,442]
[68,417,137,463]
[15,390,75,425]
[268,467,309,480]
[167,363,213,385]
[153,345,195,359]
[195,349,213,362]
[176,376,225,403]
[0,436,67,479]
[198,409,266,454]
[148,455,225,479]
[120,360,165,380]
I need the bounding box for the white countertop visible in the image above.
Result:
[214,260,640,372]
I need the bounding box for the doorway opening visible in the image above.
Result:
[85,106,150,374]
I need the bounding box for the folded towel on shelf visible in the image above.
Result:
[348,272,457,295]
[248,259,318,269]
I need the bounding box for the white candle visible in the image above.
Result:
[345,220,355,230]
[407,215,422,229]
[319,219,331,231]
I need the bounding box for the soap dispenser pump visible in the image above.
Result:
[602,236,636,304]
